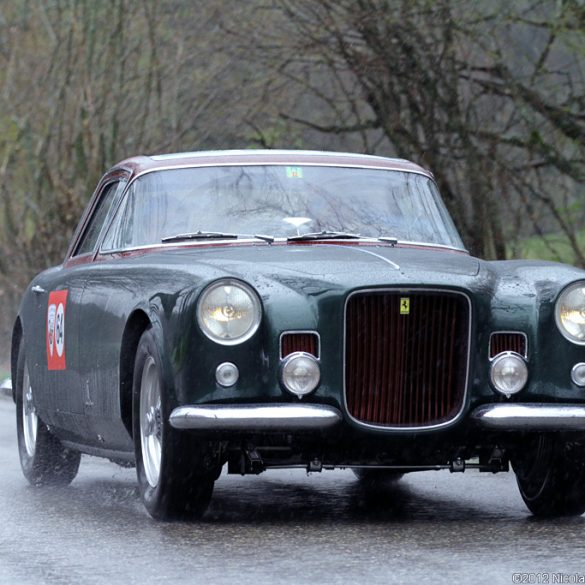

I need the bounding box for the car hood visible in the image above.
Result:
[145,243,480,294]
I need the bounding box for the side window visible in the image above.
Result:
[102,181,160,251]
[101,188,132,252]
[74,181,126,256]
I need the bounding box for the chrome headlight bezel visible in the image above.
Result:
[197,279,262,346]
[489,351,528,398]
[555,281,585,345]
[280,351,321,398]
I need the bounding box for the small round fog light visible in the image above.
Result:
[216,362,239,387]
[490,352,528,398]
[571,363,585,387]
[280,352,320,398]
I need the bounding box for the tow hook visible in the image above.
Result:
[307,458,323,473]
[450,457,465,473]
[228,444,264,475]
[482,446,509,473]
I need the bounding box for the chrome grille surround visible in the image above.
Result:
[343,288,472,431]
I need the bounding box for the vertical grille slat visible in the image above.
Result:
[489,332,527,358]
[445,298,457,420]
[281,332,319,359]
[345,291,469,428]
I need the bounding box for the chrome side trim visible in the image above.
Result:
[169,404,343,431]
[471,403,585,431]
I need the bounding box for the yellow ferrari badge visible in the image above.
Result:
[400,297,410,315]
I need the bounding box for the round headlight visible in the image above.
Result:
[197,280,261,345]
[490,352,528,398]
[556,282,585,344]
[280,352,320,398]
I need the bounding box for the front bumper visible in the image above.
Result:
[169,403,343,432]
[472,403,585,431]
[170,402,585,434]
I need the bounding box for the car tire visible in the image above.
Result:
[133,328,217,520]
[513,435,585,517]
[352,469,404,483]
[16,343,81,486]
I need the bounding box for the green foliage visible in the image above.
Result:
[0,0,584,359]
[518,230,585,265]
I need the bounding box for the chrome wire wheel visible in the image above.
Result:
[16,344,81,486]
[140,355,162,488]
[22,363,37,458]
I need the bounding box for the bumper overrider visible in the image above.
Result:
[169,403,585,433]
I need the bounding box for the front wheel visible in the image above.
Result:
[512,435,585,517]
[133,328,218,520]
[16,343,80,486]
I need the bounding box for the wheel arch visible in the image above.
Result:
[11,317,23,403]
[120,310,151,437]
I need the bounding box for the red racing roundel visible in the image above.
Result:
[46,290,68,370]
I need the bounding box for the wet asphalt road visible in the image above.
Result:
[1,394,584,585]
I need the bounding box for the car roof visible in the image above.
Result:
[113,149,433,179]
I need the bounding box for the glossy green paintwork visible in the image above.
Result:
[15,238,585,458]
[12,148,585,466]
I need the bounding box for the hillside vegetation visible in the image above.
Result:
[0,0,583,359]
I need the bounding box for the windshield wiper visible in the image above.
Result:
[287,231,366,242]
[378,236,398,246]
[254,234,275,243]
[162,231,239,243]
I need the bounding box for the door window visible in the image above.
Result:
[74,181,126,256]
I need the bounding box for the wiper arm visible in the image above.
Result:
[162,231,239,243]
[254,234,275,243]
[287,231,365,242]
[378,236,398,246]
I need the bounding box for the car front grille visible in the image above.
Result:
[345,290,470,428]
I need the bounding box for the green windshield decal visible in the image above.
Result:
[286,167,303,179]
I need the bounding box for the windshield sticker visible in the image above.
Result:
[286,167,303,179]
[47,290,68,370]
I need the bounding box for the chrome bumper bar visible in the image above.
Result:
[169,404,343,432]
[472,403,585,431]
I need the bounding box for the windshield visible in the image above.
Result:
[102,165,464,251]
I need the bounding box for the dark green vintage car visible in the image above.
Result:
[11,150,585,519]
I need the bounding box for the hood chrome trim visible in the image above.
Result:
[334,247,400,270]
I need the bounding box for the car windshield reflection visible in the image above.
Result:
[101,165,464,251]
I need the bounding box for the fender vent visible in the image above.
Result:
[280,332,319,359]
[490,332,527,359]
